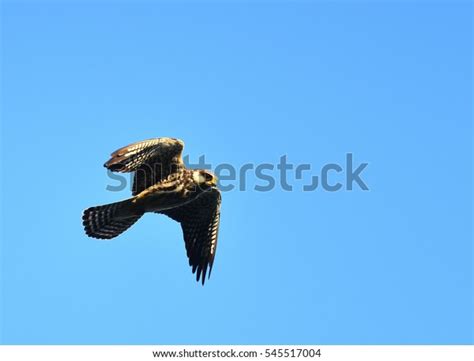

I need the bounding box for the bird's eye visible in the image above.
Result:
[205,173,213,181]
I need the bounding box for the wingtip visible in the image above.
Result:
[193,263,212,286]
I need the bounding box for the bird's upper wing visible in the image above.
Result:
[160,188,221,285]
[104,138,184,195]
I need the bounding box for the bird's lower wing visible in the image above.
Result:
[160,188,221,285]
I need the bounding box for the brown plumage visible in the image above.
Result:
[82,137,221,285]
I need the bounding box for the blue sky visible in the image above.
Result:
[1,1,472,344]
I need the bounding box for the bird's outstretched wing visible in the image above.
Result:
[104,137,184,195]
[160,188,221,285]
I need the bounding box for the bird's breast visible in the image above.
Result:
[133,181,200,212]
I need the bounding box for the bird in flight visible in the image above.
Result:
[82,137,221,285]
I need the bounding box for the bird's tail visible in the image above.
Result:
[82,198,143,239]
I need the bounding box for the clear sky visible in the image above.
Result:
[1,0,472,345]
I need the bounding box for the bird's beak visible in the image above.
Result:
[208,175,218,186]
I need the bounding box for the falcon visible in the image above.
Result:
[82,137,221,285]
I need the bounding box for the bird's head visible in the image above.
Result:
[193,169,218,188]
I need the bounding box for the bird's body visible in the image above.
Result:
[82,137,221,284]
[133,169,211,212]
